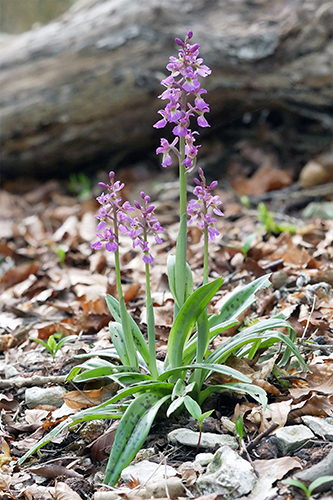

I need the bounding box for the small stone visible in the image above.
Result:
[121,459,177,484]
[168,428,238,450]
[80,420,106,443]
[195,453,214,466]
[196,446,257,498]
[25,386,67,408]
[145,477,185,498]
[302,416,333,440]
[295,447,333,493]
[272,425,315,454]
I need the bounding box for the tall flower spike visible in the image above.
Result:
[154,31,211,172]
[187,168,224,242]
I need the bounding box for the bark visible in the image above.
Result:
[1,0,332,177]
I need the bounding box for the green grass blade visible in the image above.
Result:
[104,393,170,485]
[167,277,223,371]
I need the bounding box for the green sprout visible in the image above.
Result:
[183,395,214,452]
[235,414,244,450]
[281,476,333,499]
[258,202,296,236]
[56,245,68,267]
[30,333,77,362]
[69,173,92,200]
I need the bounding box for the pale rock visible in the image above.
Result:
[145,477,185,498]
[195,453,214,466]
[295,447,333,493]
[302,415,333,440]
[25,386,67,408]
[121,459,177,484]
[196,446,257,498]
[272,425,315,454]
[168,428,238,450]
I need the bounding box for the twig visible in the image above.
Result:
[0,374,67,389]
[301,295,316,339]
[246,422,279,453]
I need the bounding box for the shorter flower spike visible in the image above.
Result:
[120,191,164,264]
[187,168,224,241]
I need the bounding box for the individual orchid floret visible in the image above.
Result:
[121,191,164,264]
[156,137,179,168]
[187,168,224,242]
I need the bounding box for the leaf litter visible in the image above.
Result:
[0,167,332,499]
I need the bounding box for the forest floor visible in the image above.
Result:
[0,160,333,500]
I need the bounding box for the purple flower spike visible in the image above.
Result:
[119,191,164,264]
[155,31,211,170]
[187,169,224,241]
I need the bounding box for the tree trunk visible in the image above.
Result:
[1,0,332,178]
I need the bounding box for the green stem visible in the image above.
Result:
[113,209,138,369]
[144,229,159,379]
[179,135,187,219]
[174,136,187,312]
[203,224,209,286]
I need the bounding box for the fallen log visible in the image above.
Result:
[1,0,332,178]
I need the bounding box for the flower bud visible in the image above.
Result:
[174,38,183,46]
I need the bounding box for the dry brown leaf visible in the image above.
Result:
[0,262,40,290]
[289,393,333,419]
[28,465,82,480]
[0,439,12,468]
[289,361,333,398]
[0,473,11,490]
[44,481,83,500]
[231,165,292,196]
[238,457,302,500]
[89,421,119,463]
[0,394,19,412]
[123,283,141,303]
[63,384,118,410]
[263,400,292,428]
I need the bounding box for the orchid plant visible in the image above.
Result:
[19,31,307,487]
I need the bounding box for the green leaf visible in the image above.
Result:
[199,409,214,424]
[184,395,202,421]
[109,322,130,366]
[55,335,77,351]
[281,479,309,496]
[206,318,307,370]
[172,379,187,399]
[167,397,185,417]
[30,337,51,354]
[309,476,333,494]
[104,392,170,486]
[235,415,244,441]
[158,362,251,384]
[106,295,150,365]
[167,254,193,310]
[17,401,127,466]
[208,275,272,330]
[167,278,223,371]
